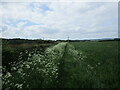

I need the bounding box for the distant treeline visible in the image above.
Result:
[2,38,56,45]
[57,38,120,42]
[1,38,120,44]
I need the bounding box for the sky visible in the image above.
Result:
[0,1,118,40]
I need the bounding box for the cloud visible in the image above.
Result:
[1,2,118,40]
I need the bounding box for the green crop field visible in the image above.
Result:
[2,40,120,89]
[70,41,119,88]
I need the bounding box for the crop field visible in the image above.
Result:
[2,40,120,89]
[70,41,119,88]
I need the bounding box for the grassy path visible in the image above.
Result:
[3,42,119,88]
[57,43,68,87]
[57,43,84,88]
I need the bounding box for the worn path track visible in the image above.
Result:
[57,43,82,88]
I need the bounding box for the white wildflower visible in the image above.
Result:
[26,65,30,69]
[12,67,16,70]
[15,84,23,89]
[98,63,101,65]
[6,72,12,78]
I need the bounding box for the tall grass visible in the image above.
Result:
[3,41,119,88]
[71,41,119,88]
[3,42,85,89]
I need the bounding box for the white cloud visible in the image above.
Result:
[1,2,118,40]
[1,0,119,2]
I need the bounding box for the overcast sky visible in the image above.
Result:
[0,1,118,40]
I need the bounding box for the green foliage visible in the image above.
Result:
[2,43,68,89]
[2,46,20,70]
[71,41,119,88]
[2,41,54,71]
[2,41,119,89]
